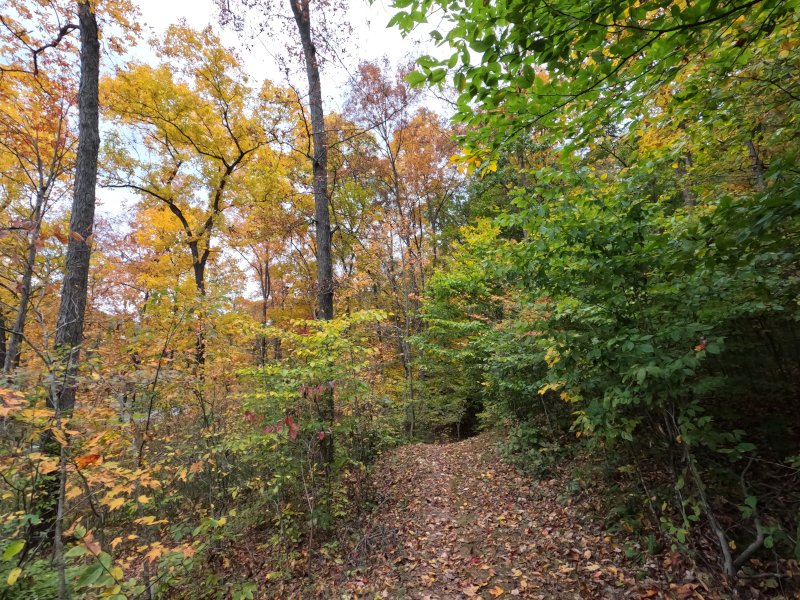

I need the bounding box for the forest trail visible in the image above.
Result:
[312,435,685,599]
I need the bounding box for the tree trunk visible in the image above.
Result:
[0,313,7,372]
[746,138,766,192]
[34,2,99,548]
[257,255,271,366]
[4,193,46,374]
[191,251,207,367]
[289,0,335,465]
[289,0,333,321]
[49,1,100,415]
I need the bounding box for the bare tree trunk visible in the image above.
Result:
[191,253,207,368]
[49,0,99,412]
[36,0,100,546]
[258,256,271,366]
[49,0,99,411]
[290,0,335,464]
[289,0,333,321]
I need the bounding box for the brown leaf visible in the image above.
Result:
[84,532,101,556]
[53,226,68,244]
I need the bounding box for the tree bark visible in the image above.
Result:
[33,0,99,550]
[289,0,335,465]
[0,313,7,372]
[49,0,100,414]
[289,0,333,321]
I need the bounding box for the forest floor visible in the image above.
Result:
[266,434,747,599]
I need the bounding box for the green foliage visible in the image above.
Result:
[219,310,400,548]
[500,423,564,478]
[407,1,800,570]
[412,222,515,436]
[391,0,800,152]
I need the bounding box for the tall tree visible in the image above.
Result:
[217,0,347,465]
[49,0,99,415]
[217,0,340,320]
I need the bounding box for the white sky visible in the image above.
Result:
[115,0,435,109]
[98,0,439,220]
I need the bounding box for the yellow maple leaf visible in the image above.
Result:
[104,497,126,511]
[145,545,163,563]
[134,516,167,525]
[38,459,59,474]
[66,485,83,500]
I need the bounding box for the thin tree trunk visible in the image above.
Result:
[54,438,69,600]
[258,256,271,366]
[0,313,7,371]
[193,261,207,368]
[4,194,45,373]
[746,138,766,192]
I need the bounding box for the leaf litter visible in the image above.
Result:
[250,434,795,598]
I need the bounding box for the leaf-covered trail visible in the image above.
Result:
[319,435,682,599]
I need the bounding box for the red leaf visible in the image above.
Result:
[70,230,85,242]
[316,430,326,440]
[286,415,299,440]
[264,418,284,434]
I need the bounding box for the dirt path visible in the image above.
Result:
[320,435,685,599]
